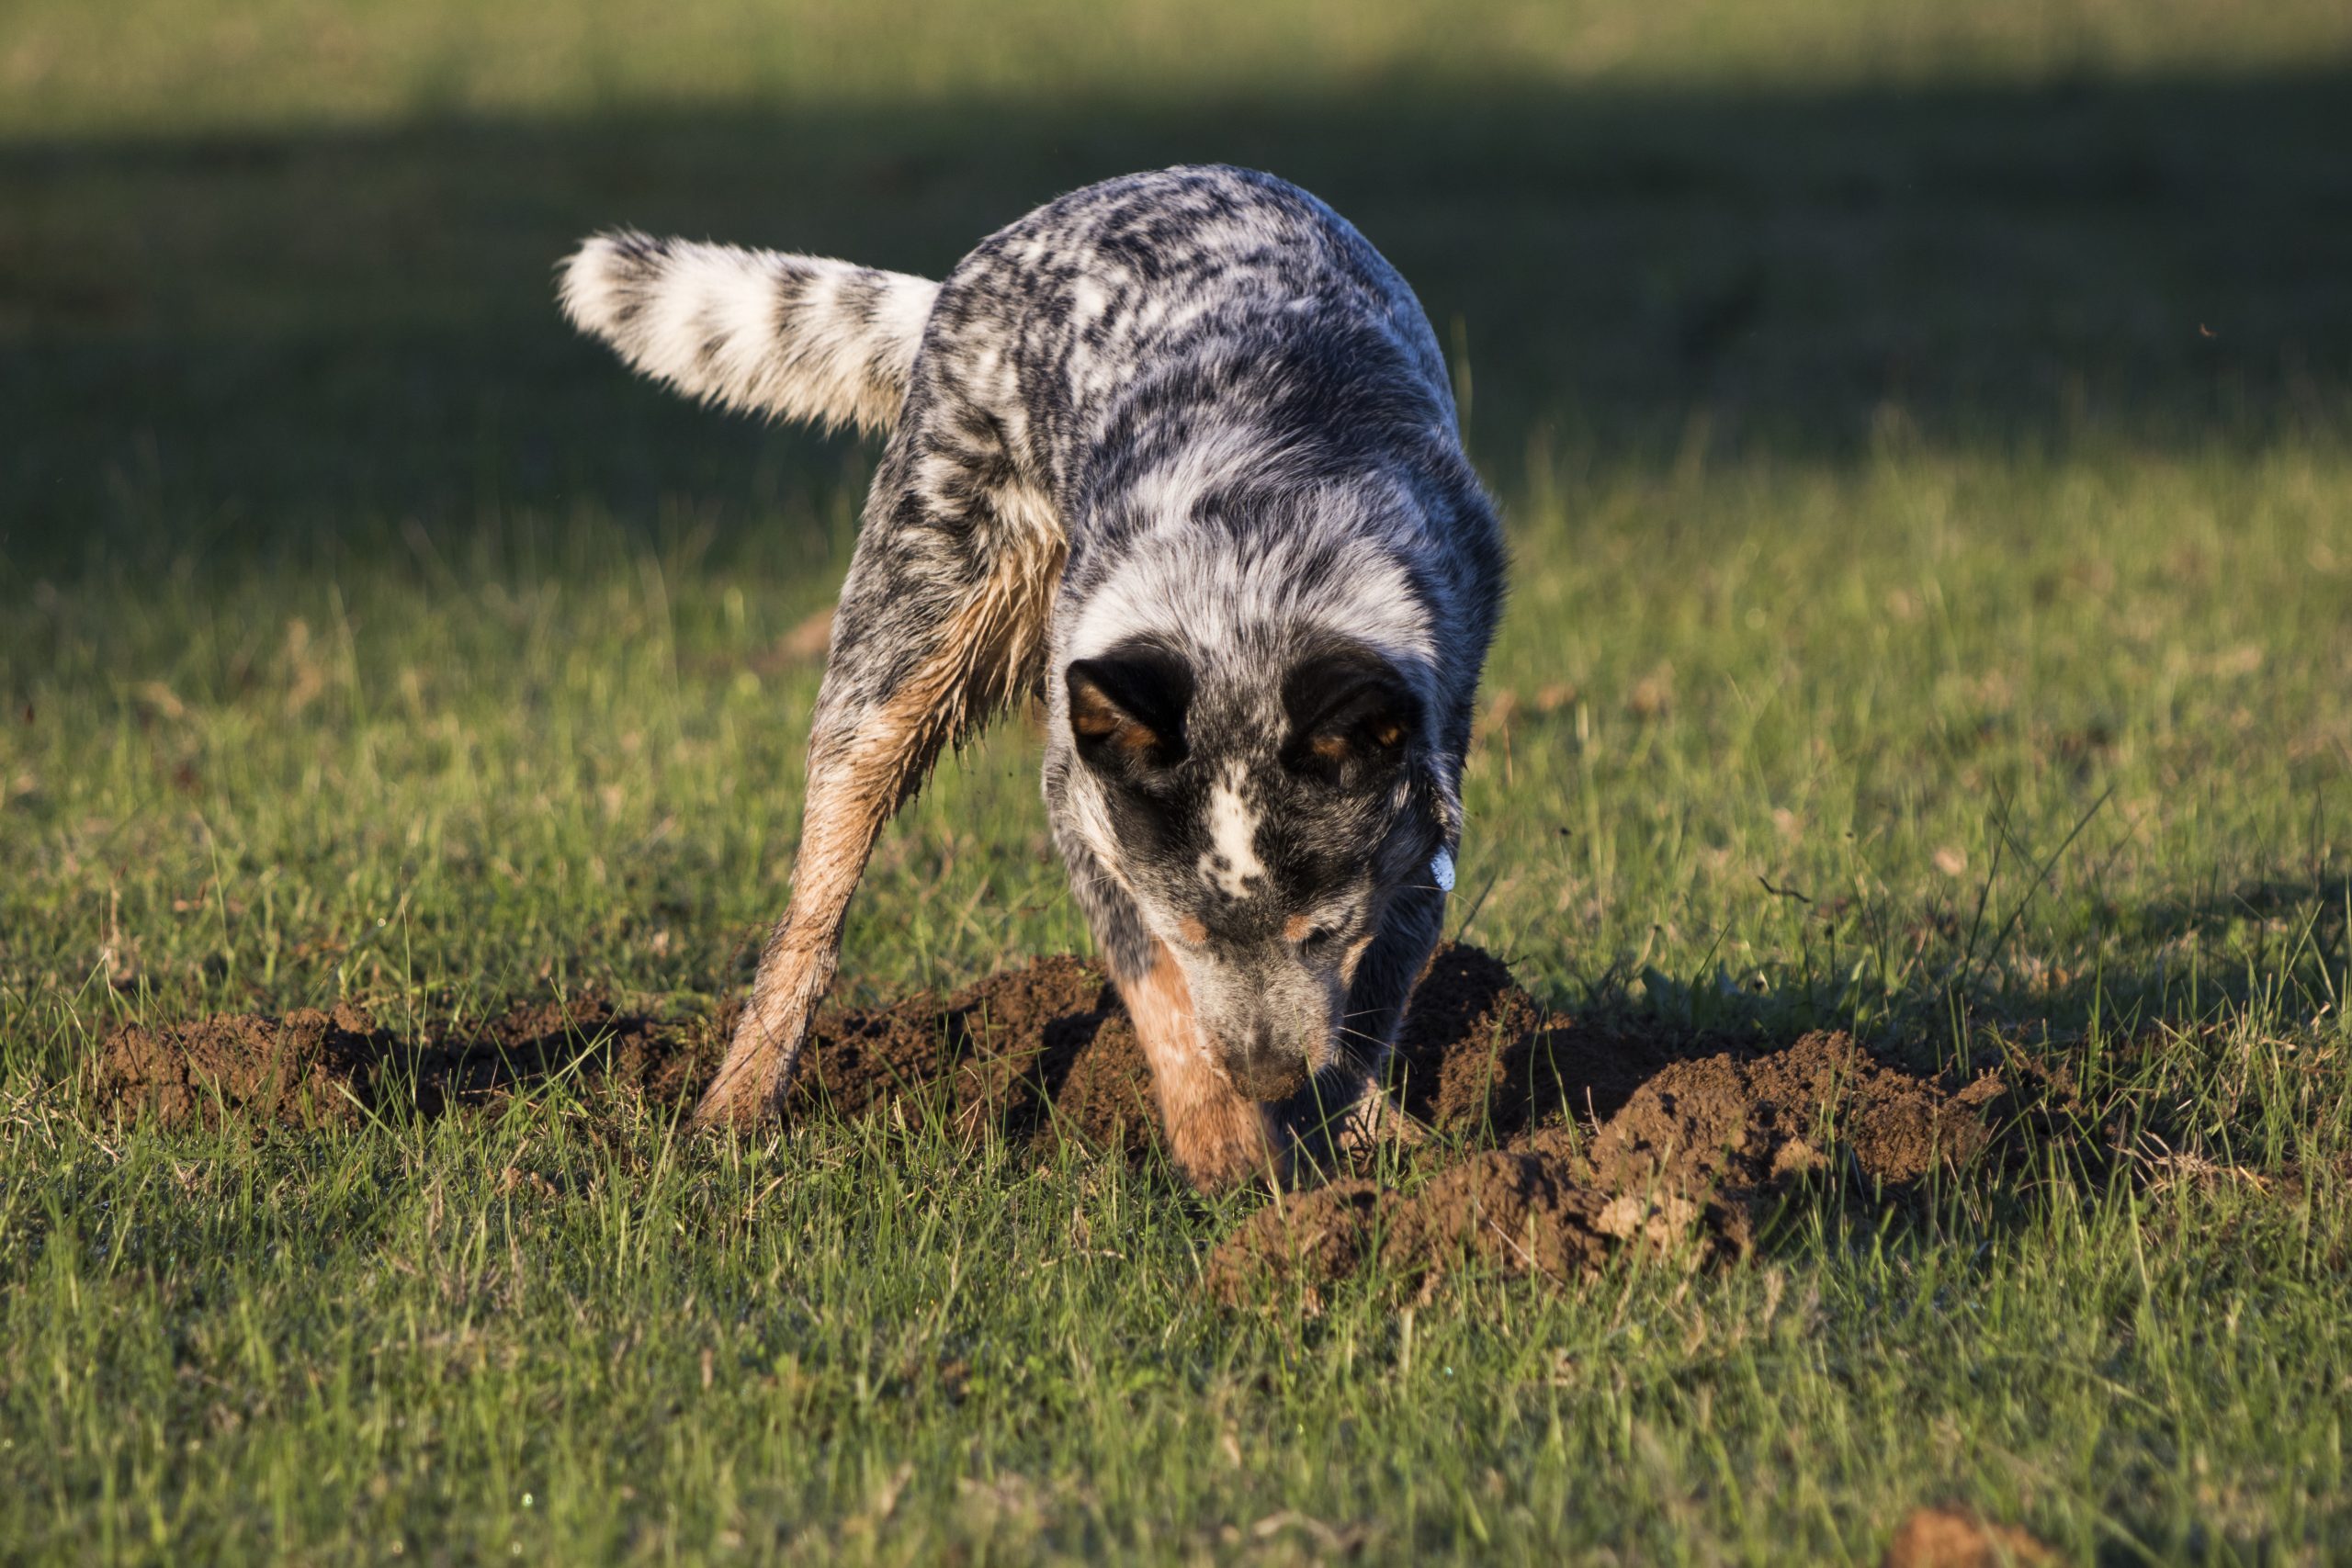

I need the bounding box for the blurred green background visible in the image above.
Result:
[8,0,2350,555]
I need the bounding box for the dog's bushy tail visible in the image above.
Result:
[559,231,939,437]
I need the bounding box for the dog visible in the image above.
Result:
[560,165,1502,1189]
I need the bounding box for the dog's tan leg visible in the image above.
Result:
[695,699,934,1128]
[1118,945,1280,1190]
[695,451,1064,1130]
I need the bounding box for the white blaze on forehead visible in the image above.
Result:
[1201,763,1266,898]
[1068,527,1433,672]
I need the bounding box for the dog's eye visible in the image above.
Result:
[1296,925,1334,953]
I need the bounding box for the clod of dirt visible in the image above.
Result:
[785,954,1162,1158]
[1206,1032,2021,1303]
[1210,1142,1729,1305]
[96,1004,393,1129]
[1203,1180,1399,1308]
[1881,1506,2056,1568]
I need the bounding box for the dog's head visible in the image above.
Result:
[1063,632,1453,1101]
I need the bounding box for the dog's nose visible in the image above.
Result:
[1224,1022,1310,1102]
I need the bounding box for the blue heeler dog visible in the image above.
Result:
[560,165,1503,1189]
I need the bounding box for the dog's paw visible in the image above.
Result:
[691,1021,802,1131]
[1168,1100,1282,1192]
[690,1076,783,1132]
[1336,1089,1426,1153]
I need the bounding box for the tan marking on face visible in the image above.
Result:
[1340,931,1377,985]
[1283,913,1317,944]
[1176,916,1208,946]
[1118,946,1276,1191]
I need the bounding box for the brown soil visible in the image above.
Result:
[1881,1506,2057,1567]
[93,995,709,1128]
[1205,1029,2023,1303]
[780,953,1161,1157]
[94,943,2045,1301]
[1388,942,1740,1136]
[92,957,1158,1144]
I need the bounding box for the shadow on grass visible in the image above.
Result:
[5,69,2349,574]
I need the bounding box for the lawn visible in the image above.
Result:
[4,1,2351,1560]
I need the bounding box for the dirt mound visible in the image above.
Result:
[1881,1507,2056,1567]
[1206,1032,2023,1303]
[1576,1030,2016,1193]
[96,1003,395,1130]
[92,953,1164,1147]
[95,944,2043,1303]
[781,954,1160,1156]
[1388,943,1772,1139]
[95,995,707,1128]
[96,943,1555,1149]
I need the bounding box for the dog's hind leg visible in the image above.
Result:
[695,434,1065,1130]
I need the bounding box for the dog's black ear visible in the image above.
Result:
[1281,647,1421,781]
[1067,646,1193,777]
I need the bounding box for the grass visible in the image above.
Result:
[5,0,2352,1559]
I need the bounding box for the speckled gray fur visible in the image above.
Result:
[562,165,1503,1145]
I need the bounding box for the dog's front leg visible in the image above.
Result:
[1115,945,1285,1191]
[1050,820,1283,1190]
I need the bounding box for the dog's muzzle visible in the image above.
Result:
[1221,1023,1313,1102]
